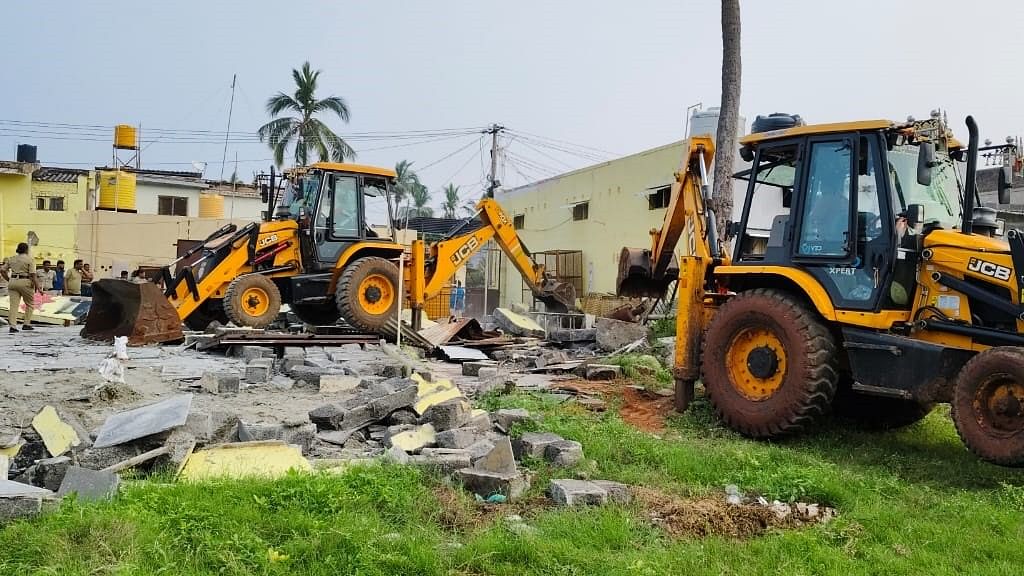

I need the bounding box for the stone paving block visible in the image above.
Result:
[458,469,530,500]
[545,440,584,467]
[386,409,419,426]
[270,375,295,390]
[548,479,607,506]
[14,456,71,492]
[477,366,500,379]
[513,432,563,460]
[319,375,360,395]
[421,397,472,431]
[436,427,490,449]
[585,364,622,381]
[57,466,120,502]
[466,409,492,432]
[0,495,43,521]
[93,395,192,449]
[411,448,472,474]
[461,360,498,377]
[309,404,345,429]
[244,358,274,383]
[592,480,632,504]
[240,346,274,362]
[199,372,240,394]
[466,440,496,466]
[493,408,531,433]
[475,436,516,474]
[595,317,648,352]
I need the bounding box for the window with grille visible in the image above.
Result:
[648,186,671,210]
[572,202,589,221]
[34,196,66,211]
[158,196,188,216]
[513,214,525,230]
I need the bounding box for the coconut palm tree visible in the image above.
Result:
[257,62,355,167]
[407,183,433,218]
[711,0,741,240]
[441,184,461,219]
[393,160,420,206]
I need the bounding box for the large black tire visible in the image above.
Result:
[223,274,282,328]
[336,257,400,332]
[184,299,228,331]
[701,289,838,438]
[832,380,935,430]
[952,347,1024,467]
[290,301,341,326]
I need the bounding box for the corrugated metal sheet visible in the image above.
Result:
[32,167,87,183]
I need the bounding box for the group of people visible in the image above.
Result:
[0,245,95,333]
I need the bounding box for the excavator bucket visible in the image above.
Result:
[537,279,577,313]
[616,247,680,299]
[81,279,184,346]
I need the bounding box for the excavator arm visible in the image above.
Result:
[407,198,576,314]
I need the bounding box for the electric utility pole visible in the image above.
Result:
[220,74,237,180]
[483,123,504,315]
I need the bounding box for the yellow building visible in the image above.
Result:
[1,162,91,266]
[0,160,36,260]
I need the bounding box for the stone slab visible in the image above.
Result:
[57,466,120,502]
[545,440,584,467]
[0,479,53,498]
[319,375,360,395]
[513,432,564,460]
[93,395,193,449]
[549,479,607,506]
[595,317,648,352]
[458,468,530,500]
[493,308,545,338]
[474,436,516,474]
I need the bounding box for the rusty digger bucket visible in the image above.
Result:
[81,279,184,346]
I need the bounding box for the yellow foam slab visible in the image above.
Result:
[32,406,80,457]
[179,441,311,480]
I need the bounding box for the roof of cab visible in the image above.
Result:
[739,119,894,145]
[309,162,397,178]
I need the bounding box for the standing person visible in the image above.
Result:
[64,260,84,296]
[36,260,55,292]
[7,243,39,333]
[454,280,466,318]
[119,270,129,281]
[0,258,9,298]
[81,263,94,297]
[53,260,65,294]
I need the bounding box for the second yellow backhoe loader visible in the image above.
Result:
[82,162,574,343]
[618,113,1024,466]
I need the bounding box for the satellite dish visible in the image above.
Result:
[26,231,39,247]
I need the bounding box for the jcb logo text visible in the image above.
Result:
[967,258,1012,282]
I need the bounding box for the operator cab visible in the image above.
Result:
[730,116,972,313]
[276,162,397,272]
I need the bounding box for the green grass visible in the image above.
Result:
[3,391,1024,575]
[606,353,672,389]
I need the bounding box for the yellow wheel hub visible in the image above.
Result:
[241,286,270,317]
[725,327,787,401]
[358,273,395,315]
[975,376,1024,434]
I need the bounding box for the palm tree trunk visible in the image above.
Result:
[711,0,741,253]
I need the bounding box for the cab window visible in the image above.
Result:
[797,140,853,257]
[331,176,359,237]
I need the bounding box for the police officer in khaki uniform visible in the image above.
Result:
[6,242,40,333]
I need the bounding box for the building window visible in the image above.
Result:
[158,196,188,216]
[513,214,525,230]
[572,202,589,221]
[648,186,671,210]
[34,196,66,211]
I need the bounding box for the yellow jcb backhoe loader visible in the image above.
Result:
[82,162,574,343]
[618,113,1024,466]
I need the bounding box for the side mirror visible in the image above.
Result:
[917,142,935,186]
[906,204,924,227]
[260,185,269,204]
[739,146,754,162]
[998,166,1013,205]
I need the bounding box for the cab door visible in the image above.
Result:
[792,134,894,310]
[312,173,362,269]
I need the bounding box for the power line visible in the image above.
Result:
[506,127,618,157]
[416,136,483,172]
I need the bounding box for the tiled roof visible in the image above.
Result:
[122,167,203,179]
[32,167,87,183]
[399,216,482,237]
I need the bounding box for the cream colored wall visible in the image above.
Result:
[0,172,88,265]
[75,211,252,278]
[495,141,687,309]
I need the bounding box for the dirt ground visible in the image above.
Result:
[554,380,676,433]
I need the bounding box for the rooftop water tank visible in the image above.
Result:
[114,125,137,150]
[16,144,37,163]
[198,193,225,218]
[97,170,137,212]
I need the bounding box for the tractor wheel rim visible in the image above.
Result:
[974,373,1024,435]
[241,287,270,317]
[725,326,787,401]
[358,273,394,315]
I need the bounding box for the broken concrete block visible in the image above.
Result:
[241,346,274,362]
[458,468,530,500]
[76,445,146,471]
[382,445,410,465]
[462,360,498,377]
[0,496,43,521]
[93,395,193,449]
[585,364,622,381]
[513,432,564,460]
[436,427,490,449]
[181,410,239,444]
[180,441,312,480]
[548,479,607,506]
[304,355,334,369]
[477,366,500,380]
[493,408,531,433]
[592,480,632,504]
[545,440,584,467]
[157,430,196,474]
[385,424,436,453]
[238,422,318,454]
[422,397,472,432]
[319,374,360,395]
[575,397,607,412]
[244,358,274,383]
[547,328,597,343]
[411,448,471,474]
[200,372,240,395]
[466,440,496,466]
[466,410,492,432]
[289,365,341,388]
[57,467,120,502]
[475,436,516,475]
[269,375,295,391]
[379,364,411,379]
[595,317,649,352]
[14,456,71,491]
[493,308,545,338]
[386,409,419,426]
[32,405,81,457]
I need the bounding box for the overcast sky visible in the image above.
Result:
[3,0,1023,211]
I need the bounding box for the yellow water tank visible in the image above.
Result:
[97,170,137,211]
[114,125,137,149]
[198,193,225,218]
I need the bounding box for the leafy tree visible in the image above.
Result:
[441,184,461,219]
[393,160,420,207]
[257,61,354,167]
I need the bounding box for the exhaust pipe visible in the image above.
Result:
[963,115,979,235]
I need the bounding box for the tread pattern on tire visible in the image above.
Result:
[701,288,838,438]
[336,256,399,333]
[223,274,282,329]
[951,346,1024,467]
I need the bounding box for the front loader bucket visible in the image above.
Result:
[537,280,577,313]
[81,279,184,346]
[615,247,679,299]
